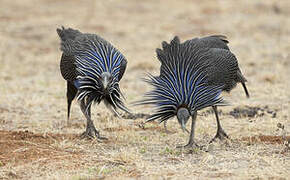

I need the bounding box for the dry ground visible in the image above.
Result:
[0,0,290,179]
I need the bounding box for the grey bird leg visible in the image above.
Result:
[209,106,229,143]
[66,81,77,125]
[80,99,107,140]
[177,112,199,148]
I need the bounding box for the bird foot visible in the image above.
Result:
[209,129,229,143]
[80,126,107,140]
[176,142,200,149]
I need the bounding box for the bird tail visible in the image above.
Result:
[242,82,250,98]
[236,70,250,98]
[56,26,81,42]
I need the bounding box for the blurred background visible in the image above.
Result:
[0,0,290,179]
[1,0,289,129]
[0,0,289,133]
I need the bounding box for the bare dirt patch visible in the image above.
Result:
[103,123,165,132]
[201,105,278,118]
[229,105,278,118]
[241,135,290,145]
[0,130,82,166]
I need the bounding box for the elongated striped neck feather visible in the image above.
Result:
[64,34,129,114]
[139,36,226,123]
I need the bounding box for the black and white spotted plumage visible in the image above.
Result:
[184,35,230,50]
[184,35,249,97]
[184,35,249,143]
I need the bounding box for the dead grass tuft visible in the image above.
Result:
[241,135,290,145]
[229,105,277,118]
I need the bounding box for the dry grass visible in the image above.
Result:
[0,0,290,179]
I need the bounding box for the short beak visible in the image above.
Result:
[181,121,190,134]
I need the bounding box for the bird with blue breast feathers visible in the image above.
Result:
[161,35,249,143]
[138,36,227,148]
[57,27,129,139]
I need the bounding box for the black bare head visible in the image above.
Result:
[177,108,190,132]
[100,72,113,91]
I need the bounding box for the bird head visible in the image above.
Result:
[100,72,113,92]
[177,107,190,133]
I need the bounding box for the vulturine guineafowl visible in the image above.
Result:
[161,35,249,143]
[138,37,227,148]
[57,27,129,139]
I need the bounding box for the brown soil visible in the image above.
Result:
[1,129,288,169]
[0,130,82,166]
[241,135,290,144]
[103,121,169,132]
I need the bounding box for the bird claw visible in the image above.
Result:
[209,129,229,143]
[80,126,108,141]
[184,128,190,134]
[176,142,200,149]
